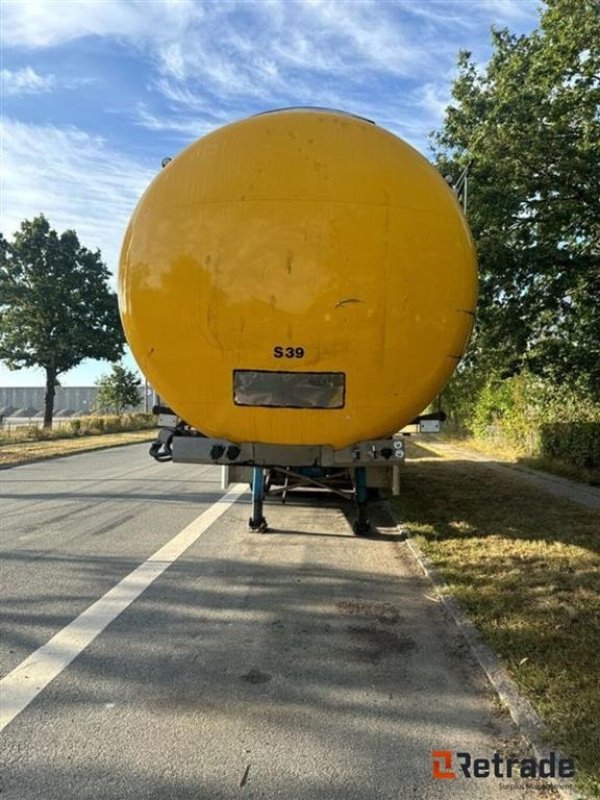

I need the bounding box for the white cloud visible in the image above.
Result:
[416,82,452,121]
[478,0,540,24]
[1,1,448,90]
[0,118,156,275]
[395,1,476,30]
[128,0,456,148]
[132,102,220,139]
[300,0,428,74]
[0,0,199,49]
[397,0,539,28]
[1,66,56,95]
[168,1,436,91]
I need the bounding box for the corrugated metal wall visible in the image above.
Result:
[0,387,144,415]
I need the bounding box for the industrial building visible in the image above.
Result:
[0,387,144,420]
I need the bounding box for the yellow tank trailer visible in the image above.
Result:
[119,107,477,533]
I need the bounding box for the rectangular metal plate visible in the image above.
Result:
[233,370,345,409]
[331,438,405,466]
[419,420,441,433]
[158,413,178,427]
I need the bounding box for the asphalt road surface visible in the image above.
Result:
[1,444,557,799]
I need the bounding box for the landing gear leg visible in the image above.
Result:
[352,466,371,536]
[249,466,268,532]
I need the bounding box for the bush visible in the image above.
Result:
[540,422,600,470]
[24,424,48,440]
[72,413,155,436]
[442,369,600,469]
[0,413,156,444]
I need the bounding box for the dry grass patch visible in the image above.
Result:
[394,441,600,799]
[442,432,600,486]
[0,429,157,468]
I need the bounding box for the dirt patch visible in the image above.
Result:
[336,599,403,625]
[347,625,415,663]
[240,669,272,685]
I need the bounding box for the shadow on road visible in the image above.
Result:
[0,523,523,799]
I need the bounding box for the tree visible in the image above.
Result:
[94,363,142,415]
[0,215,125,426]
[432,0,600,398]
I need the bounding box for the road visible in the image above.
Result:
[1,444,556,799]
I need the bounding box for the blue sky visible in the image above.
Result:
[1,0,540,387]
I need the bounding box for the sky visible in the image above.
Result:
[0,0,541,387]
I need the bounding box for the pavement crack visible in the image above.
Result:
[240,763,251,788]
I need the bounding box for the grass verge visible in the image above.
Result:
[0,429,157,468]
[394,441,600,799]
[442,431,600,487]
[519,455,600,488]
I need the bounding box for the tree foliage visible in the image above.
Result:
[432,0,600,399]
[94,363,142,415]
[0,215,124,426]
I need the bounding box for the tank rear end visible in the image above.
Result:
[119,108,477,448]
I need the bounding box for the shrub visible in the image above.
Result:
[540,422,600,469]
[102,416,121,433]
[74,413,155,436]
[24,424,47,440]
[442,369,600,467]
[0,412,156,445]
[69,419,81,435]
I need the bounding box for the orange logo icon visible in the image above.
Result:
[432,750,457,780]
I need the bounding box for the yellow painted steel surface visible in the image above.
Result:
[119,108,477,448]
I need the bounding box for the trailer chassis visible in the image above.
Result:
[149,410,444,535]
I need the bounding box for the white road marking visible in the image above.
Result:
[0,483,247,732]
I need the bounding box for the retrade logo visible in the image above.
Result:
[431,750,575,781]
